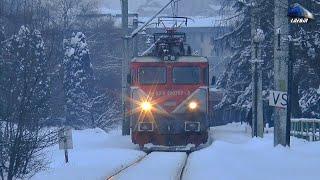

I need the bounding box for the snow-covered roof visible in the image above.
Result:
[187,17,220,28]
[98,2,224,28]
[132,56,208,62]
[138,16,221,28]
[99,8,138,16]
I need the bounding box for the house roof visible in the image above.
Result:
[131,56,208,62]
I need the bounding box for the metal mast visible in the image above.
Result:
[121,0,130,135]
[121,0,176,135]
[273,0,290,146]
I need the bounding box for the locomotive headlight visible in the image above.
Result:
[141,101,152,111]
[188,101,198,110]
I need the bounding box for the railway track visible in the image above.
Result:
[106,152,190,180]
[178,153,189,180]
[106,153,149,180]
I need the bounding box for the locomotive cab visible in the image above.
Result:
[129,22,209,150]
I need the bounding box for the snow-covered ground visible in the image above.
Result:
[32,128,145,180]
[183,123,320,180]
[32,123,320,180]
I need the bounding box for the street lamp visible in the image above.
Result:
[251,28,265,137]
[253,29,265,46]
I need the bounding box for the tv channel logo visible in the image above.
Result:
[288,3,315,24]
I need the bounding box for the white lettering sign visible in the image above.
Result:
[269,90,287,108]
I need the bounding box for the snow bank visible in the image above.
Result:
[32,128,144,180]
[183,123,320,180]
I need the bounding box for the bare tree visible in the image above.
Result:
[45,0,101,36]
[0,26,56,180]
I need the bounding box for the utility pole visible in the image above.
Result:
[132,17,139,57]
[251,0,264,138]
[273,0,290,146]
[121,0,130,135]
[287,36,293,146]
[121,0,175,136]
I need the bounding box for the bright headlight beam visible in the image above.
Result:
[141,101,152,111]
[188,101,198,110]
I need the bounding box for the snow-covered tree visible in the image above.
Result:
[299,87,320,118]
[291,1,320,118]
[216,0,320,120]
[63,32,94,128]
[0,26,54,180]
[215,1,274,112]
[1,26,51,120]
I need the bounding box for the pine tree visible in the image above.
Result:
[215,1,275,112]
[291,1,320,118]
[63,32,94,128]
[216,0,320,119]
[0,26,54,180]
[1,26,51,122]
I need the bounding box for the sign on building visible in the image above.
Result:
[269,90,287,108]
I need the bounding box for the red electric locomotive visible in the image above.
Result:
[128,18,210,151]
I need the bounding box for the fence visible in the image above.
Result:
[209,108,247,126]
[291,118,320,141]
[209,105,273,127]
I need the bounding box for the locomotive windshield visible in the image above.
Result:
[173,67,200,84]
[139,67,166,84]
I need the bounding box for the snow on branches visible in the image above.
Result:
[0,25,55,180]
[215,1,274,112]
[299,87,320,118]
[2,25,51,119]
[63,32,94,128]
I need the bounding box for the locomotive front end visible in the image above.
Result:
[128,22,211,150]
[129,56,209,149]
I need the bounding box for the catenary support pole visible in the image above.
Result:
[133,17,139,57]
[121,0,175,135]
[121,0,130,135]
[287,37,293,145]
[273,0,290,146]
